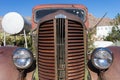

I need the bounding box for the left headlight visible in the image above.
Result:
[13,48,33,69]
[91,48,113,70]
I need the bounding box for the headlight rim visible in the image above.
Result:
[13,47,34,69]
[91,47,113,70]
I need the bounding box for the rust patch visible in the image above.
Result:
[0,50,3,54]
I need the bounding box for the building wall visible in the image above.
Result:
[96,26,113,38]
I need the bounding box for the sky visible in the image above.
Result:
[0,0,120,19]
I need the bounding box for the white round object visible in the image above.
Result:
[2,12,24,34]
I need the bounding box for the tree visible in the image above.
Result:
[87,13,107,54]
[104,13,120,42]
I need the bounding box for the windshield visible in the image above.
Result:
[34,8,86,23]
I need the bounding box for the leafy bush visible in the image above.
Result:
[0,33,33,50]
[104,13,120,42]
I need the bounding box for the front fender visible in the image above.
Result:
[88,46,120,80]
[0,46,34,80]
[102,46,120,80]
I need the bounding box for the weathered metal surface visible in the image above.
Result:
[88,46,120,80]
[67,20,85,80]
[0,47,19,80]
[102,46,120,80]
[0,46,34,80]
[38,20,56,80]
[32,4,89,30]
[37,10,86,80]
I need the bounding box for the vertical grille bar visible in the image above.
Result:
[56,18,66,80]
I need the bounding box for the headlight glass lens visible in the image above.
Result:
[13,48,33,69]
[92,48,113,69]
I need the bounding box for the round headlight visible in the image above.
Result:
[91,48,113,70]
[13,48,33,69]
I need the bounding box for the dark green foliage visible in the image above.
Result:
[0,34,32,50]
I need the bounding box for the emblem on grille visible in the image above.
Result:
[55,14,66,18]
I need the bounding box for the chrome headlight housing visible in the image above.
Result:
[13,48,33,69]
[91,48,113,70]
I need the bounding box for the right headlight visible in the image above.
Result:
[13,48,33,69]
[91,48,113,70]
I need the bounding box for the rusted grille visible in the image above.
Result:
[67,20,85,80]
[38,20,55,79]
[38,19,85,80]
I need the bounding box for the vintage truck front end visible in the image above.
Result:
[32,4,89,80]
[0,4,120,80]
[32,4,120,80]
